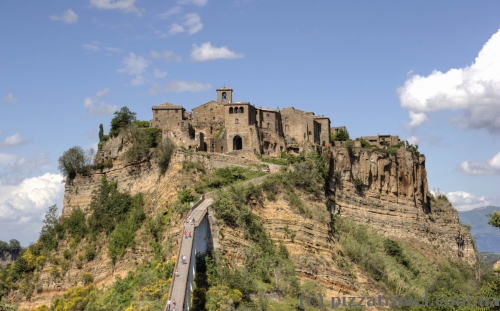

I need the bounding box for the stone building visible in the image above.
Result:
[151,87,331,157]
[361,134,401,147]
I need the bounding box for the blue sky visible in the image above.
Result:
[1,0,499,245]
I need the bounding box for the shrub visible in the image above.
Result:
[356,137,371,147]
[122,126,150,164]
[344,140,354,157]
[487,211,500,228]
[178,190,197,204]
[154,137,175,174]
[82,273,94,285]
[63,249,72,260]
[85,247,96,262]
[132,120,150,128]
[352,177,364,195]
[64,207,87,242]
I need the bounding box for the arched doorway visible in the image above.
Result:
[233,135,242,150]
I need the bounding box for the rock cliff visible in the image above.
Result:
[326,147,476,264]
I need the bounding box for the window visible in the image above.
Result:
[155,125,159,128]
[235,118,239,124]
[222,92,227,102]
[234,107,238,114]
[175,109,178,113]
[213,117,216,120]
[267,113,270,117]
[182,122,185,127]
[267,123,270,128]
[155,110,158,114]
[155,117,158,121]
[210,108,213,112]
[229,107,233,114]
[239,107,244,113]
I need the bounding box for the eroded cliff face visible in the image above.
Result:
[326,147,476,264]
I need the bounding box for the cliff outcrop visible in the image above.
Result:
[326,147,476,264]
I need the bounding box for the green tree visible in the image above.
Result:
[487,211,500,228]
[110,107,136,137]
[8,239,21,254]
[98,124,104,141]
[39,205,60,250]
[335,128,350,141]
[58,146,91,179]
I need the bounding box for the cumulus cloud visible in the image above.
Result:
[183,13,203,34]
[49,9,79,23]
[398,29,500,134]
[118,53,148,75]
[158,6,181,19]
[0,173,64,245]
[150,50,182,62]
[459,151,500,175]
[89,0,144,16]
[153,69,168,78]
[149,80,211,95]
[118,53,149,85]
[168,23,185,35]
[84,97,119,116]
[406,111,427,129]
[2,93,19,103]
[95,87,110,98]
[178,0,207,6]
[166,13,203,36]
[0,133,29,149]
[191,42,244,61]
[406,135,420,145]
[0,153,52,185]
[447,191,500,211]
[83,44,101,51]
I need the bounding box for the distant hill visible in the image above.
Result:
[459,206,500,253]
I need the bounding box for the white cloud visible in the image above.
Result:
[183,13,203,34]
[0,133,29,149]
[0,153,52,185]
[118,53,149,75]
[158,6,181,19]
[178,0,207,6]
[153,69,168,78]
[2,93,19,103]
[89,0,144,16]
[459,152,500,175]
[105,47,123,53]
[398,29,500,134]
[84,97,119,116]
[150,50,182,62]
[95,87,110,98]
[406,111,427,129]
[83,44,101,51]
[49,9,79,23]
[406,135,420,145]
[447,191,500,211]
[0,173,64,245]
[0,153,16,166]
[169,22,185,35]
[131,75,145,86]
[150,80,211,95]
[190,42,244,62]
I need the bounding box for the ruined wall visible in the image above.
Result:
[326,147,476,264]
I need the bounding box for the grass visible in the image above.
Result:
[193,166,266,194]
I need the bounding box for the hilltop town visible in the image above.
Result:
[149,87,400,158]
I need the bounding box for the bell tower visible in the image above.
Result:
[217,87,233,103]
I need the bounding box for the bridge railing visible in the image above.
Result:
[163,194,205,311]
